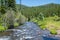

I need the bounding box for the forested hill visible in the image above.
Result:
[16,3,60,17]
[16,4,29,10]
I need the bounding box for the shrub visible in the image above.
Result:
[14,22,19,27]
[50,29,57,35]
[2,9,15,29]
[0,26,6,32]
[0,6,6,14]
[40,25,46,30]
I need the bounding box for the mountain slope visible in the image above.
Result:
[16,3,60,17]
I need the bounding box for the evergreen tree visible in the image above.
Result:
[7,0,16,11]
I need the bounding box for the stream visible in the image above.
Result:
[0,22,60,40]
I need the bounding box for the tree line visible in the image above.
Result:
[18,3,60,19]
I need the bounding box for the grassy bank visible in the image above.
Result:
[31,16,60,35]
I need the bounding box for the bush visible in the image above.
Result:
[14,22,19,27]
[50,29,57,35]
[0,26,6,32]
[0,6,6,14]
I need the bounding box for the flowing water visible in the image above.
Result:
[0,22,60,40]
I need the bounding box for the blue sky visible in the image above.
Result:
[16,0,60,6]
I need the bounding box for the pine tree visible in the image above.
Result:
[7,0,16,12]
[0,0,6,14]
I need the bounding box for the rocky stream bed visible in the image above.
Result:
[0,22,60,40]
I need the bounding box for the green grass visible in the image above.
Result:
[31,16,60,34]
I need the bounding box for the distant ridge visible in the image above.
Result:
[16,3,60,17]
[16,3,60,7]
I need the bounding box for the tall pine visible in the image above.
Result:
[7,0,16,12]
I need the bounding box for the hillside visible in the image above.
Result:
[16,3,60,17]
[16,4,29,11]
